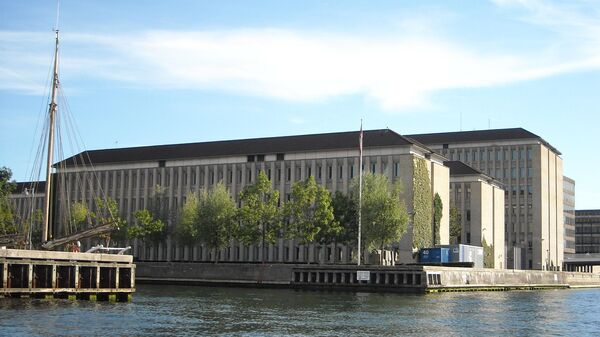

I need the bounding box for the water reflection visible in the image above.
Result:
[1,286,599,336]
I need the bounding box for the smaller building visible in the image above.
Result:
[563,176,576,254]
[575,209,600,254]
[445,161,505,269]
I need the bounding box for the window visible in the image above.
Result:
[394,162,399,177]
[158,160,166,167]
[443,144,449,149]
[350,165,354,179]
[512,149,518,160]
[328,166,332,180]
[287,168,291,182]
[247,155,255,162]
[308,167,312,177]
[256,154,265,162]
[276,153,285,161]
[371,163,376,174]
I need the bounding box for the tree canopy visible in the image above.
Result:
[238,171,281,246]
[196,183,238,261]
[449,207,462,244]
[433,193,443,245]
[352,173,409,254]
[284,176,339,244]
[0,167,16,235]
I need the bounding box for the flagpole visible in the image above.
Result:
[357,120,363,266]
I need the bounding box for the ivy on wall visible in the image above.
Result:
[482,238,494,268]
[412,157,433,250]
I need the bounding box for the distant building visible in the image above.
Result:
[575,209,600,254]
[445,161,505,269]
[409,128,564,270]
[12,129,450,264]
[563,176,576,254]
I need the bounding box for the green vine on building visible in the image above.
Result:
[412,157,433,250]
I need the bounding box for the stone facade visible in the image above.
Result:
[410,128,564,270]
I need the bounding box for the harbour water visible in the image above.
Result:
[1,285,599,336]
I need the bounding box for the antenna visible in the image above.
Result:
[54,0,60,31]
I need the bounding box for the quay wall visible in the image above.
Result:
[136,262,600,292]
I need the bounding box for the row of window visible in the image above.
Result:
[443,146,533,162]
[63,159,405,194]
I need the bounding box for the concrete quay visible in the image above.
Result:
[1,248,136,301]
[135,262,600,293]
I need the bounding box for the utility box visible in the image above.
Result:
[438,244,484,268]
[419,248,450,263]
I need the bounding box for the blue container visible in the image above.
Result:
[419,248,450,263]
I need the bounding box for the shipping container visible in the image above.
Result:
[419,248,450,263]
[438,244,484,268]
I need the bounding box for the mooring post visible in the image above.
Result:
[74,265,80,289]
[2,262,7,289]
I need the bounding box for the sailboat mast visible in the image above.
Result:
[42,30,60,243]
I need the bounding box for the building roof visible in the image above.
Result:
[444,161,483,176]
[58,129,430,167]
[444,161,503,187]
[407,127,561,155]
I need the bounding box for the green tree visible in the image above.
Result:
[352,173,409,263]
[95,196,127,246]
[449,207,461,244]
[175,192,200,245]
[0,167,16,235]
[412,158,433,250]
[69,201,91,233]
[197,183,238,262]
[238,171,280,262]
[284,176,338,245]
[127,209,165,244]
[331,191,357,244]
[433,193,443,245]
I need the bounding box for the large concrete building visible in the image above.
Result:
[15,129,451,264]
[409,128,564,270]
[575,210,600,254]
[563,176,576,254]
[444,161,505,269]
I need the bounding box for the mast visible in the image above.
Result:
[42,30,60,243]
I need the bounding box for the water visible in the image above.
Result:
[1,285,599,336]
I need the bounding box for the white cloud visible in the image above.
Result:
[3,1,600,111]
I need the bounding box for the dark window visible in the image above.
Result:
[247,155,255,162]
[276,153,285,161]
[466,233,471,244]
[158,160,166,167]
[256,154,265,162]
[443,144,449,149]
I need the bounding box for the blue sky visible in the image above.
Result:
[1,0,599,208]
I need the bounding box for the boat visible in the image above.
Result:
[1,22,135,301]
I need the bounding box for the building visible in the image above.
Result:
[575,210,600,254]
[409,128,563,270]
[14,129,451,264]
[563,176,576,254]
[444,161,505,269]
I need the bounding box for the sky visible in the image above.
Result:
[0,0,599,208]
